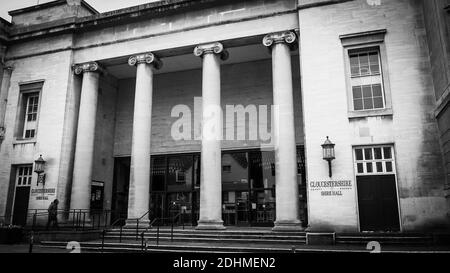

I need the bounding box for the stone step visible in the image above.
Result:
[106,231,306,240]
[335,234,434,245]
[108,228,305,236]
[40,240,297,253]
[104,235,306,244]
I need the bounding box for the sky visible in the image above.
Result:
[0,0,160,22]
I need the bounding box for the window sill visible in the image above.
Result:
[13,138,37,145]
[348,108,393,119]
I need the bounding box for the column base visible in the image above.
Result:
[196,220,226,230]
[124,219,150,229]
[272,220,304,232]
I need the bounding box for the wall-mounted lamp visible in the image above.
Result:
[321,136,335,178]
[34,154,46,186]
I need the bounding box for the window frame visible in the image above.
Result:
[353,145,396,176]
[14,81,44,141]
[15,165,34,187]
[340,29,393,119]
[22,92,40,139]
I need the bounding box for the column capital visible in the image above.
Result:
[194,42,229,61]
[262,31,298,50]
[73,62,103,75]
[1,61,14,71]
[128,52,163,69]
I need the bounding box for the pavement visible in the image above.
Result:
[0,243,74,253]
[1,241,449,254]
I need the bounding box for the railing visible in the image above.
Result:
[109,210,151,243]
[27,209,113,231]
[139,211,185,251]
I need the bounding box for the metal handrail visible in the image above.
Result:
[107,210,151,242]
[27,209,113,231]
[141,211,184,249]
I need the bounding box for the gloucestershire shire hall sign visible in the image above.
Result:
[309,180,353,196]
[31,188,56,201]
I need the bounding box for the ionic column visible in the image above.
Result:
[125,53,162,227]
[194,42,228,230]
[263,31,302,231]
[70,62,102,219]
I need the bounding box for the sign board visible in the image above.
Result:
[31,187,56,201]
[309,180,353,196]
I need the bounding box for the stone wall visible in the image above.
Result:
[0,50,74,218]
[423,0,450,214]
[10,0,96,27]
[300,0,448,232]
[113,57,303,157]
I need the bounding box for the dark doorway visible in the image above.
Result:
[357,175,400,231]
[150,192,165,220]
[247,151,276,226]
[111,157,130,224]
[12,186,31,226]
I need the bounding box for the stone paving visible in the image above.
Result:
[1,241,449,254]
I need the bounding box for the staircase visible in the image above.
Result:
[40,227,306,253]
[37,226,448,253]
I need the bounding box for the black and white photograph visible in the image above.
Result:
[0,0,449,270]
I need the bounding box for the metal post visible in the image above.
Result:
[28,231,34,253]
[32,213,36,231]
[72,210,75,229]
[171,220,174,242]
[136,219,139,240]
[104,210,107,228]
[119,225,123,243]
[101,230,105,253]
[156,224,160,246]
[141,232,144,252]
[182,211,185,230]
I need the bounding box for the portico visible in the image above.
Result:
[70,32,304,230]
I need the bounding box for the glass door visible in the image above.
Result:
[221,152,250,226]
[248,151,276,226]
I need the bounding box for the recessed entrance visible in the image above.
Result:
[112,147,307,227]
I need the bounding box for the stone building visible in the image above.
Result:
[0,0,448,232]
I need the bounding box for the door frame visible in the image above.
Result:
[10,165,33,226]
[352,144,403,232]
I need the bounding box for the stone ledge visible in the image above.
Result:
[31,230,102,243]
[306,232,336,245]
[348,108,393,119]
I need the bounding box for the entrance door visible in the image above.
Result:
[12,166,33,226]
[250,189,275,226]
[248,151,276,226]
[357,175,400,231]
[12,187,31,226]
[111,157,130,224]
[150,193,165,220]
[355,146,400,232]
[235,191,250,226]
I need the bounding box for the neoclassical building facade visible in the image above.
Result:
[0,0,449,232]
